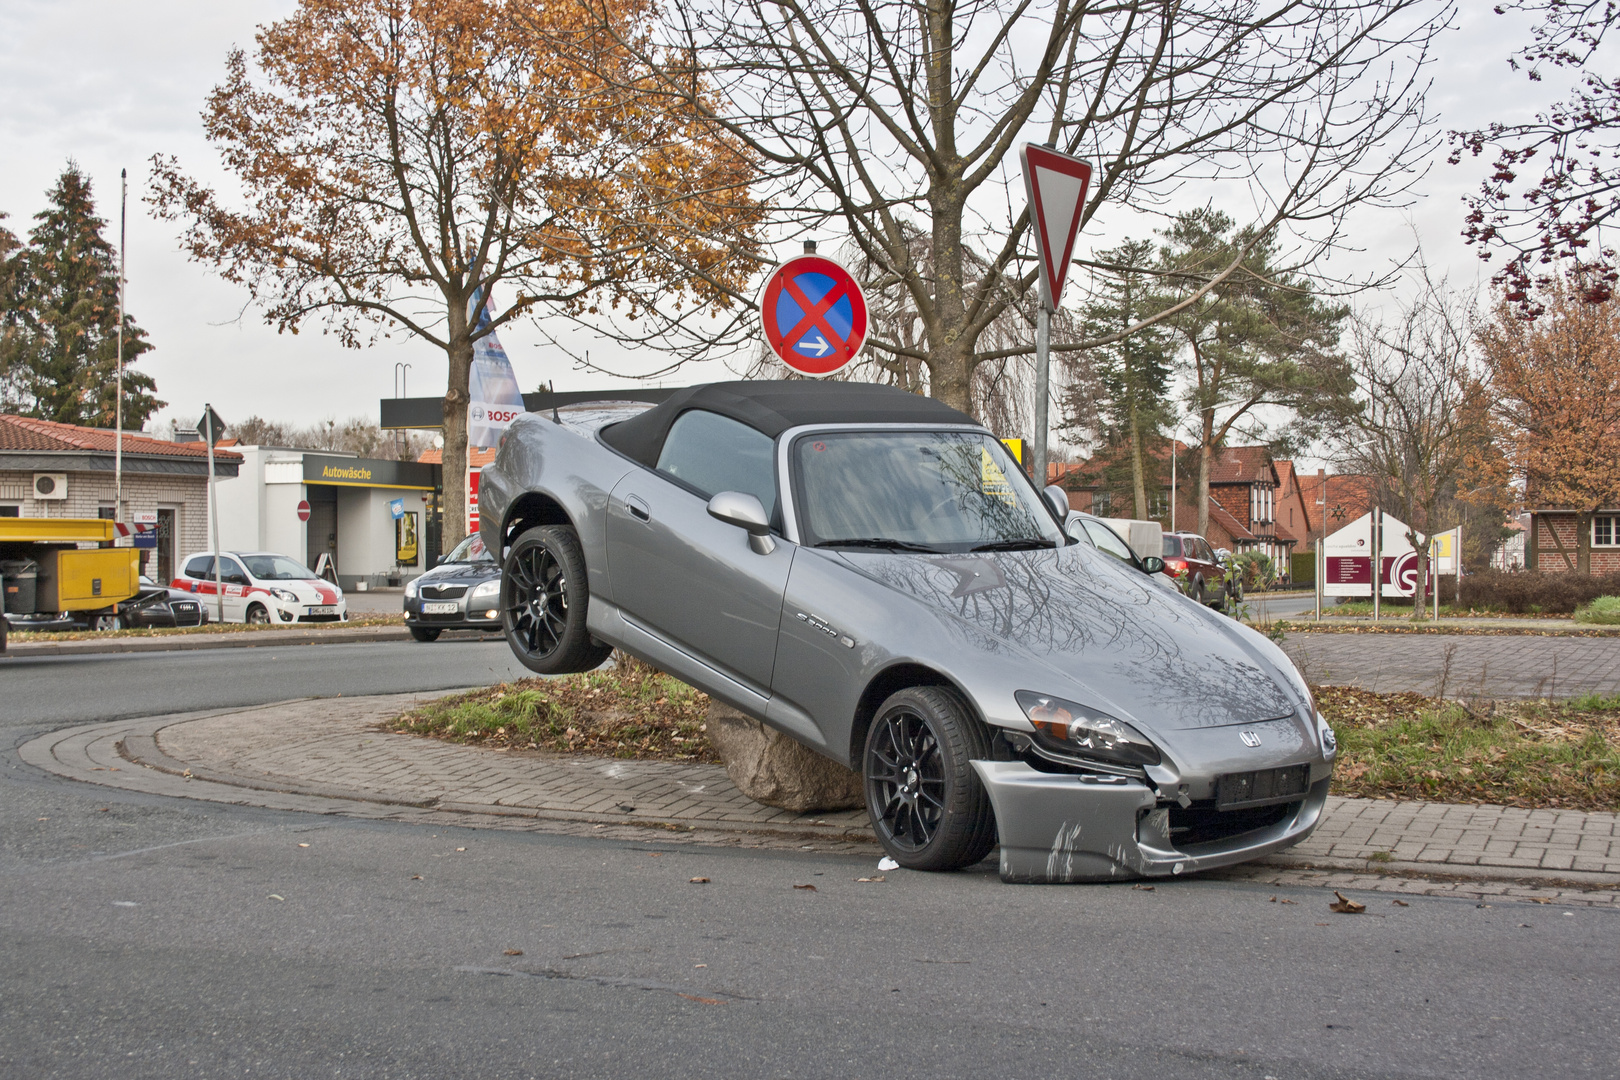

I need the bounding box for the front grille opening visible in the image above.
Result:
[1168,800,1293,847]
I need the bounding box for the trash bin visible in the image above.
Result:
[1,558,38,615]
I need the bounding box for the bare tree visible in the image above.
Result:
[1333,269,1491,618]
[579,0,1449,425]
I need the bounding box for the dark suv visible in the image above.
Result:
[1162,532,1233,609]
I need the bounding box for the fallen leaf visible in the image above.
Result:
[268,894,285,902]
[793,883,817,892]
[878,857,899,872]
[1133,884,1155,892]
[1329,891,1365,914]
[647,852,663,858]
[1529,897,1552,904]
[456,847,466,852]
[410,875,422,880]
[694,963,707,968]
[689,877,710,884]
[1269,895,1297,904]
[677,993,725,1005]
[1391,899,1410,907]
[297,843,310,848]
[503,949,523,956]
[855,876,885,883]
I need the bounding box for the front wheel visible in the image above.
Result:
[246,603,271,625]
[409,626,442,643]
[90,613,121,632]
[502,524,613,675]
[863,686,997,872]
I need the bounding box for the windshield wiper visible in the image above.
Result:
[970,538,1057,552]
[815,538,944,554]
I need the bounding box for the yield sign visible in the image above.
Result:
[1020,144,1093,311]
[760,254,869,377]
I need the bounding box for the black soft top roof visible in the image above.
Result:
[599,380,979,467]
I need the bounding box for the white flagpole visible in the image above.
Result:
[115,168,126,528]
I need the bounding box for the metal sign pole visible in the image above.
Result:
[1034,306,1051,485]
[205,408,223,623]
[1372,508,1381,622]
[115,168,126,528]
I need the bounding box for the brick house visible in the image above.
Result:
[0,415,242,582]
[1297,471,1376,548]
[1526,507,1620,574]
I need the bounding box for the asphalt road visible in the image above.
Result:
[3,641,1618,1078]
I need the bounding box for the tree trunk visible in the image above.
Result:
[1129,401,1147,519]
[1577,511,1592,575]
[1197,410,1214,538]
[441,312,474,551]
[1409,527,1428,622]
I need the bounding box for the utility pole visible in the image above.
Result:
[115,168,126,526]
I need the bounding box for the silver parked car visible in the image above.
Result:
[403,533,503,641]
[479,382,1334,883]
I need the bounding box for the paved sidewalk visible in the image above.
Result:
[1283,632,1620,699]
[19,695,1620,900]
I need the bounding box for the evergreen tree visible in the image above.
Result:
[1067,239,1175,520]
[0,212,25,411]
[11,164,162,427]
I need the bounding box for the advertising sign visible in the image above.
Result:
[396,511,419,566]
[467,285,527,448]
[759,255,869,376]
[389,497,405,520]
[1322,513,1458,598]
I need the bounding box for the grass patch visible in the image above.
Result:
[1317,685,1620,811]
[1574,596,1620,626]
[8,612,404,642]
[390,653,717,762]
[1321,601,1563,619]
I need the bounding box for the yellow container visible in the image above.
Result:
[36,548,141,610]
[0,517,117,546]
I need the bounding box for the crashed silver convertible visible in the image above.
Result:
[478,381,1335,883]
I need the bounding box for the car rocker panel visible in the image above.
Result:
[479,386,1334,884]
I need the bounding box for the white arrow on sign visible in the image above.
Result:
[1020,144,1093,312]
[803,334,831,356]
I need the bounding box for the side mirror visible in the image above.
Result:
[707,491,776,555]
[1043,484,1070,521]
[1139,556,1166,575]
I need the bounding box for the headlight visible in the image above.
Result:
[1014,690,1161,767]
[269,588,299,604]
[404,578,419,598]
[469,580,500,600]
[1317,711,1337,758]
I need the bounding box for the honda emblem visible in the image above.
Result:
[1239,730,1262,748]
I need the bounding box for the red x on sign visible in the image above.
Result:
[760,255,869,376]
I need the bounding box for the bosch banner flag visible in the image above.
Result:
[467,285,527,449]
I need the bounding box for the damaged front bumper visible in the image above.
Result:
[971,761,1330,884]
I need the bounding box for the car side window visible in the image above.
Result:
[218,557,249,585]
[1082,520,1134,562]
[1198,539,1216,562]
[656,409,777,519]
[184,556,213,579]
[1162,536,1180,558]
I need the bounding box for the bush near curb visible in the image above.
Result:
[1574,596,1620,626]
[1434,570,1620,614]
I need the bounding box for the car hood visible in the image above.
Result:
[263,579,343,604]
[418,561,500,583]
[834,544,1306,734]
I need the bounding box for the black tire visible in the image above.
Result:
[1190,577,1206,605]
[246,603,271,625]
[863,685,997,872]
[409,626,442,643]
[502,524,613,675]
[90,613,120,632]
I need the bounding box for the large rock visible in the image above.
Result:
[707,701,864,813]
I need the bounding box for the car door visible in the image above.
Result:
[216,556,252,622]
[605,409,793,697]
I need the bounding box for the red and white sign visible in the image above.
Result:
[296,499,311,522]
[467,468,480,532]
[1019,144,1093,311]
[760,254,869,376]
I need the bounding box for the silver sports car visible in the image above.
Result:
[479,381,1334,883]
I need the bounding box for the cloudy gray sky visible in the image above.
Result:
[0,1,1557,438]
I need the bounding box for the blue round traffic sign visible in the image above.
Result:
[759,255,869,376]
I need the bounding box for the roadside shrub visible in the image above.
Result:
[1443,570,1620,614]
[1233,551,1276,591]
[1575,596,1620,625]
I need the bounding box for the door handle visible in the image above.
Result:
[627,495,650,522]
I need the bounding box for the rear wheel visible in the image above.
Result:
[502,525,613,674]
[409,626,442,643]
[90,613,120,632]
[863,686,997,872]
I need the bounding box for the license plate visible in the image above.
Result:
[307,605,336,615]
[1216,764,1310,808]
[422,602,458,614]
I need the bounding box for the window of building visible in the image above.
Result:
[1148,491,1168,519]
[1595,515,1619,547]
[656,409,777,518]
[0,504,19,517]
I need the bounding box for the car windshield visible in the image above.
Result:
[793,431,1065,553]
[242,555,319,580]
[442,534,494,563]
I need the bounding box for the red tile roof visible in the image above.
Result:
[1206,445,1275,485]
[1206,496,1254,541]
[417,446,498,467]
[0,415,242,461]
[1301,472,1375,530]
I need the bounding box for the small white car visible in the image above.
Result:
[172,551,348,625]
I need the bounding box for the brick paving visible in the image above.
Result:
[1283,633,1620,699]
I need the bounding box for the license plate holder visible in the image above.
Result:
[1216,764,1310,809]
[307,604,336,615]
[421,602,458,615]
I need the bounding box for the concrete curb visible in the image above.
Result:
[2,624,508,657]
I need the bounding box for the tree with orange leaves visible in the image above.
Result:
[149,0,762,546]
[1480,271,1620,573]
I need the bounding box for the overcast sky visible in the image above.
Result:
[0,1,1559,439]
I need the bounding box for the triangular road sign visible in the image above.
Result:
[1020,144,1093,311]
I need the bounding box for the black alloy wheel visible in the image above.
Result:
[863,686,997,871]
[409,626,442,643]
[501,525,612,675]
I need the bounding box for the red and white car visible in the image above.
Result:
[172,551,348,625]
